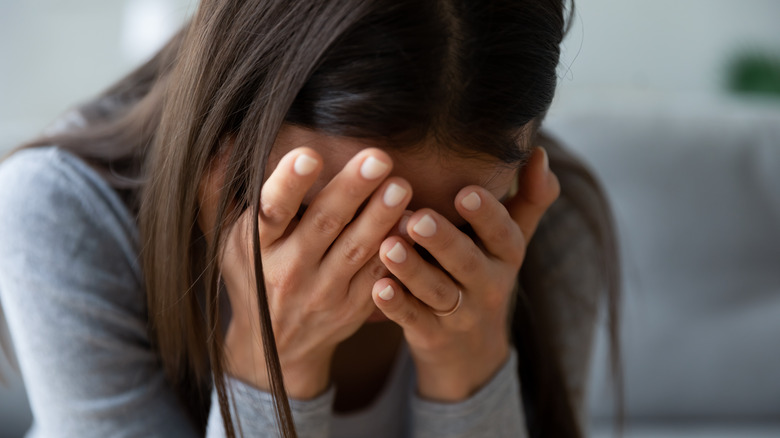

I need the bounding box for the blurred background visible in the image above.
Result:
[1,0,779,437]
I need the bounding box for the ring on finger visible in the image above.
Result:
[432,289,462,317]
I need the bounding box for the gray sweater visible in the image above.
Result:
[0,146,530,437]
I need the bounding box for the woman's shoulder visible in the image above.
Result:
[0,146,143,304]
[0,145,137,231]
[0,145,138,236]
[0,148,194,437]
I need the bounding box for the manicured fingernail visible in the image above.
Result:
[398,211,412,235]
[360,156,389,180]
[386,242,407,263]
[378,285,395,301]
[293,154,318,176]
[383,183,407,207]
[461,192,481,211]
[412,214,437,237]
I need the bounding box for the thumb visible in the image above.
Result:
[504,147,560,242]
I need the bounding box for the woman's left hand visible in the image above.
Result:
[372,147,560,401]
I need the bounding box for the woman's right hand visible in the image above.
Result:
[217,147,410,399]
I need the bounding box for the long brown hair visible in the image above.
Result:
[2,0,620,436]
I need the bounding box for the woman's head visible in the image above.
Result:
[135,0,572,436]
[173,0,564,165]
[282,0,565,161]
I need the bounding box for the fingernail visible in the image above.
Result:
[398,211,412,235]
[360,156,389,180]
[378,285,395,301]
[383,183,407,207]
[386,242,407,263]
[294,154,318,176]
[412,214,436,237]
[461,192,481,211]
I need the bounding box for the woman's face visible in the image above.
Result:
[197,125,524,324]
[198,125,520,247]
[267,125,519,228]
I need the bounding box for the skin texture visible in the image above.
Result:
[197,125,560,405]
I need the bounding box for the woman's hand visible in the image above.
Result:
[372,147,560,401]
[218,147,411,399]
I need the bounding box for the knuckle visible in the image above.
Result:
[487,222,514,245]
[396,307,419,326]
[340,238,372,266]
[310,209,345,235]
[261,200,294,222]
[430,282,451,304]
[345,182,366,200]
[365,207,393,231]
[366,257,390,279]
[436,229,457,252]
[455,246,481,276]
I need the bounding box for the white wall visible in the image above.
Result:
[0,0,195,153]
[555,0,780,96]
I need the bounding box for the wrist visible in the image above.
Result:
[224,322,333,400]
[415,340,510,402]
[278,357,333,400]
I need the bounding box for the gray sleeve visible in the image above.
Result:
[410,349,526,438]
[206,377,335,438]
[0,148,198,437]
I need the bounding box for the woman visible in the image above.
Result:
[0,0,619,437]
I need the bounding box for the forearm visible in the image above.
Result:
[223,320,333,401]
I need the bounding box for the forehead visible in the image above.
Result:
[269,125,518,224]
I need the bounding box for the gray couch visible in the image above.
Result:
[546,91,780,437]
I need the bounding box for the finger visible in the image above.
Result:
[348,253,393,313]
[293,149,393,260]
[397,210,415,245]
[379,236,465,315]
[454,186,524,266]
[504,147,560,241]
[322,177,412,281]
[346,210,414,313]
[402,209,489,287]
[372,278,436,334]
[258,147,322,246]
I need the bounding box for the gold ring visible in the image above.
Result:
[432,289,462,317]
